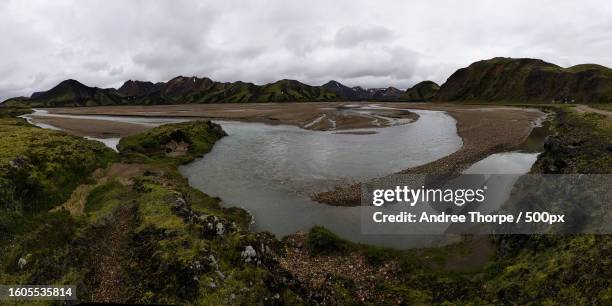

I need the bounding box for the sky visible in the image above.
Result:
[1,0,612,100]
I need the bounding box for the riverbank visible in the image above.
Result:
[313,104,544,206]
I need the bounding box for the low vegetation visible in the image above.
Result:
[0,110,115,213]
[533,106,612,173]
[307,226,350,254]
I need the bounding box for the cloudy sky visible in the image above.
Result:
[1,0,612,100]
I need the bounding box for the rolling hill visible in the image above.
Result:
[3,79,125,107]
[401,81,440,101]
[435,57,612,103]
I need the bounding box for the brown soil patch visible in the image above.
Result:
[575,104,612,121]
[164,140,190,157]
[29,116,150,138]
[443,235,495,271]
[88,202,137,303]
[278,231,400,302]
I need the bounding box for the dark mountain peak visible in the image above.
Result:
[473,57,559,70]
[371,87,403,99]
[164,76,216,98]
[410,80,439,89]
[385,86,401,92]
[165,76,213,86]
[274,79,302,85]
[268,79,309,90]
[55,79,89,89]
[35,79,94,100]
[323,80,344,88]
[18,78,124,107]
[118,80,161,97]
[322,80,359,99]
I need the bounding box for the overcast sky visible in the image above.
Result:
[1,0,612,100]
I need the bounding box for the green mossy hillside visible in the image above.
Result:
[4,77,341,107]
[117,120,226,164]
[435,57,612,103]
[0,113,115,213]
[533,106,612,174]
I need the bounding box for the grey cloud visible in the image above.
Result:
[334,26,395,48]
[1,0,612,100]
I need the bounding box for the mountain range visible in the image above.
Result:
[3,57,612,107]
[3,77,342,107]
[321,80,439,101]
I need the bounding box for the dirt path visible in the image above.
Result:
[575,104,612,120]
[88,202,137,303]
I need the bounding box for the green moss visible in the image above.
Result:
[533,107,612,173]
[0,116,116,213]
[84,180,128,221]
[307,226,351,254]
[118,120,226,164]
[589,103,612,111]
[135,183,185,233]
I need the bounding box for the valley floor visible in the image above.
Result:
[34,102,418,134]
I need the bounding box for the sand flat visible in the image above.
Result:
[40,102,418,131]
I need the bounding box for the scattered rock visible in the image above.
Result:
[17,257,27,269]
[170,193,234,237]
[9,156,29,170]
[241,245,257,263]
[216,223,225,236]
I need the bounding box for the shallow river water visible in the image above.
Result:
[180,110,467,248]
